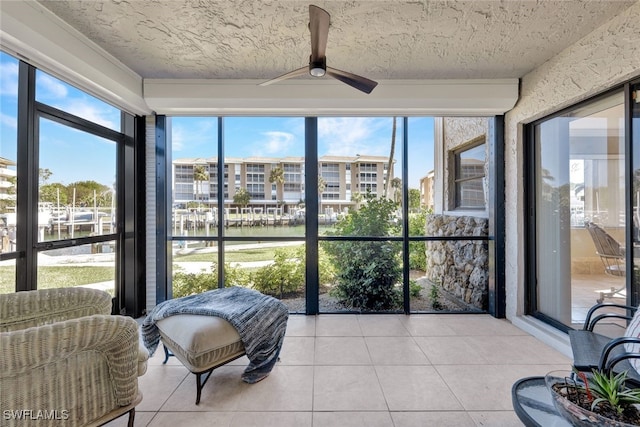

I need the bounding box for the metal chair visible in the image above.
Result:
[585,221,625,302]
[569,302,640,388]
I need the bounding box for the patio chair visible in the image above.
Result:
[0,288,148,427]
[569,302,640,387]
[585,221,626,302]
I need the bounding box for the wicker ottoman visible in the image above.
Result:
[156,314,246,404]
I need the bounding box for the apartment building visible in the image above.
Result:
[172,154,392,212]
[419,170,434,212]
[0,157,16,203]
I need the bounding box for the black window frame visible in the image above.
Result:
[3,55,145,316]
[157,116,505,317]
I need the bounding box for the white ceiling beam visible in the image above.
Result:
[144,78,519,116]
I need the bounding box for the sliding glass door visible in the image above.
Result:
[529,88,635,332]
[633,82,640,306]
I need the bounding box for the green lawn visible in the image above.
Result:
[2,245,291,294]
[173,247,279,263]
[1,265,114,294]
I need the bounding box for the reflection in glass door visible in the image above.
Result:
[533,91,627,332]
[632,83,640,307]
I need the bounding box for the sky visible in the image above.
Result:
[1,52,121,188]
[172,116,435,188]
[1,51,435,189]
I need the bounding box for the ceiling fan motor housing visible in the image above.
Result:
[309,57,326,77]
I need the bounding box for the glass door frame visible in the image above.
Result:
[628,80,640,307]
[525,79,639,330]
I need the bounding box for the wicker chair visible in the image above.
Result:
[0,288,148,427]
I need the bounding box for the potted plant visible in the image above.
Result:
[545,369,640,426]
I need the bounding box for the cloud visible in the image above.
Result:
[171,118,217,154]
[318,117,393,157]
[0,113,17,129]
[0,60,18,97]
[36,73,68,99]
[260,131,295,155]
[63,99,119,130]
[0,57,121,131]
[35,72,125,130]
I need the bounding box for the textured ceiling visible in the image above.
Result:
[37,0,636,82]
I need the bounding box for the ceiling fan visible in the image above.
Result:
[260,5,378,94]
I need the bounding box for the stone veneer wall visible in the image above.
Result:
[425,214,488,310]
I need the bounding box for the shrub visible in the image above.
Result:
[172,262,249,298]
[317,245,336,286]
[429,283,443,310]
[409,279,422,298]
[408,209,428,271]
[253,247,304,297]
[323,194,402,310]
[224,262,251,288]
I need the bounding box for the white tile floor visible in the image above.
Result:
[571,274,626,321]
[106,314,572,427]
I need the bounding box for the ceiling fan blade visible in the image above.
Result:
[259,66,308,86]
[326,67,378,94]
[261,5,377,94]
[309,5,330,61]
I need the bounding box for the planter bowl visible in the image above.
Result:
[545,370,638,427]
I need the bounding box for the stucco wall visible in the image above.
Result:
[440,117,489,215]
[504,2,640,321]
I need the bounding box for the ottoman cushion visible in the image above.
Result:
[156,314,245,373]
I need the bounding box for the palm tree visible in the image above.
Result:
[269,166,285,210]
[233,187,251,226]
[233,187,251,209]
[391,177,402,204]
[384,117,397,199]
[193,164,208,209]
[317,175,326,214]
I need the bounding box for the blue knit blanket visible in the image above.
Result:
[142,286,289,383]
